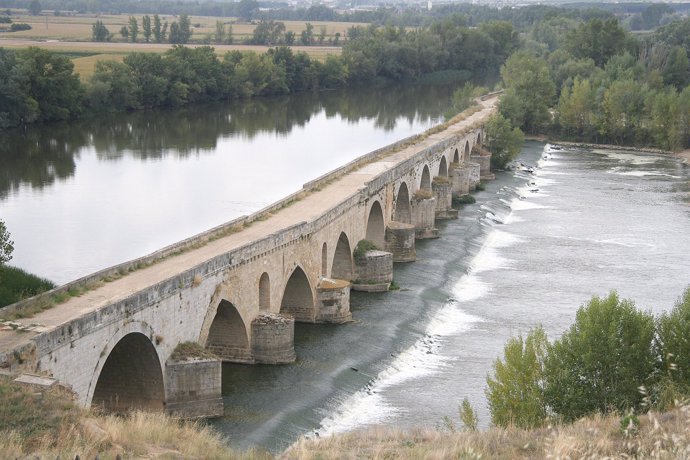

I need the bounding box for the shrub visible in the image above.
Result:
[0,265,55,308]
[453,194,476,205]
[544,292,657,422]
[353,240,378,260]
[656,287,690,395]
[413,189,433,201]
[486,326,549,428]
[9,23,31,31]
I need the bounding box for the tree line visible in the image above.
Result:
[0,18,518,130]
[485,287,690,429]
[497,16,690,150]
[92,14,192,44]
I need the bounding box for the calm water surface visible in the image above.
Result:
[212,141,690,452]
[0,84,453,284]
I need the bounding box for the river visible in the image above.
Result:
[2,85,689,454]
[212,141,690,452]
[0,83,453,284]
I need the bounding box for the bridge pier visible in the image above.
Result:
[251,313,296,364]
[386,222,416,262]
[432,179,458,220]
[471,148,495,181]
[353,250,393,292]
[315,279,352,323]
[468,163,481,191]
[165,357,224,418]
[412,196,439,239]
[450,163,471,197]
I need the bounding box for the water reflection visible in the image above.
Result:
[0,83,455,199]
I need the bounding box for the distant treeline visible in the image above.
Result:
[0,18,518,129]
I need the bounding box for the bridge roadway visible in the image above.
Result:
[0,95,498,416]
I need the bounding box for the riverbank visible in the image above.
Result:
[3,371,688,459]
[524,135,690,165]
[0,374,268,459]
[283,405,690,459]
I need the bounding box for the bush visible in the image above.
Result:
[485,113,524,170]
[353,239,378,260]
[486,326,549,428]
[656,287,690,395]
[0,265,55,308]
[453,194,476,205]
[544,292,657,422]
[9,23,31,31]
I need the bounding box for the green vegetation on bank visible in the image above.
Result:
[0,16,518,130]
[486,287,690,430]
[0,220,54,308]
[499,16,690,150]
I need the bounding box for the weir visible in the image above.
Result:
[0,95,498,418]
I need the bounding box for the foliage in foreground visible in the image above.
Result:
[487,288,689,429]
[0,375,263,459]
[286,405,690,459]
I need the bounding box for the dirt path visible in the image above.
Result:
[0,97,497,354]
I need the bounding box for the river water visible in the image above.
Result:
[0,84,452,284]
[2,84,689,454]
[213,141,690,453]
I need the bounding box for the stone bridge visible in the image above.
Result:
[0,95,498,417]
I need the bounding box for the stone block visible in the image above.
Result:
[315,279,352,323]
[451,164,470,196]
[165,358,223,418]
[386,222,416,262]
[468,162,481,191]
[412,198,439,239]
[353,250,393,292]
[251,313,295,364]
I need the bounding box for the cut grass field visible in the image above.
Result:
[0,12,351,78]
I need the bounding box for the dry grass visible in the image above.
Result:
[72,53,126,79]
[283,406,690,459]
[0,375,263,459]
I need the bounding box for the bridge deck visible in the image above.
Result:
[0,96,497,353]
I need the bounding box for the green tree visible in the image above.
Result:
[142,15,151,43]
[153,14,162,43]
[485,113,524,170]
[557,77,595,139]
[656,287,690,395]
[0,48,39,128]
[91,20,110,42]
[120,25,129,41]
[301,22,314,45]
[565,18,632,67]
[236,0,258,22]
[15,47,83,122]
[128,16,139,43]
[486,326,548,428]
[499,51,555,134]
[215,20,225,44]
[86,60,140,111]
[544,292,657,422]
[0,220,13,264]
[252,19,285,46]
[28,0,40,15]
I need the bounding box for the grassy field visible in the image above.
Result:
[1,12,363,43]
[0,12,350,79]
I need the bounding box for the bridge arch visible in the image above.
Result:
[464,140,470,160]
[453,148,460,163]
[259,272,270,311]
[331,232,353,280]
[280,266,314,321]
[90,330,165,412]
[205,299,250,361]
[393,182,412,224]
[366,201,385,248]
[438,156,448,177]
[420,165,431,192]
